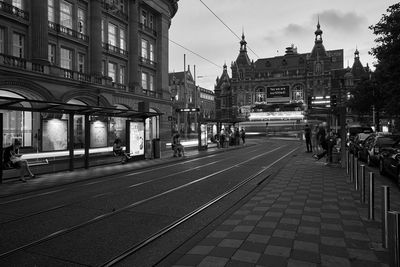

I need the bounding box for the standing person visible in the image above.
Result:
[240,128,246,144]
[304,124,312,152]
[313,125,320,153]
[3,139,35,182]
[234,127,240,145]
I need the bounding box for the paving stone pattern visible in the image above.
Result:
[173,152,398,267]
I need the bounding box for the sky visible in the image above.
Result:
[168,0,397,91]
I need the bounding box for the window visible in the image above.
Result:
[120,28,126,50]
[48,0,55,22]
[101,60,105,76]
[141,72,148,90]
[108,62,117,82]
[119,65,126,84]
[108,23,117,46]
[12,0,22,9]
[48,44,56,64]
[12,33,25,58]
[0,28,4,54]
[149,14,154,29]
[78,53,85,73]
[141,39,148,59]
[60,47,72,69]
[60,1,72,28]
[77,8,87,34]
[141,10,147,25]
[149,74,154,91]
[149,43,154,62]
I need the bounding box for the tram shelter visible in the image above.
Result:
[0,96,161,183]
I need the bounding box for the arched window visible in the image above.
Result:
[0,90,32,147]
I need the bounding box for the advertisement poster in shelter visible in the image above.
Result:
[129,121,145,155]
[42,119,68,151]
[90,120,108,148]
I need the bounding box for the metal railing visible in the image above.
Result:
[48,21,88,42]
[102,43,128,56]
[0,1,29,20]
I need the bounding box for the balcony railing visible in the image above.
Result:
[0,1,29,20]
[139,56,157,68]
[138,23,157,36]
[48,21,88,42]
[0,54,167,98]
[102,43,128,56]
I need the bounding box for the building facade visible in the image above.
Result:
[0,0,178,153]
[214,22,368,132]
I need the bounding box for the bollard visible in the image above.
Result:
[354,158,359,191]
[360,165,366,203]
[368,172,375,220]
[388,211,400,267]
[382,186,390,249]
[346,149,350,175]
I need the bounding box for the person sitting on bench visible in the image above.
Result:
[3,139,35,182]
[113,138,131,163]
[172,132,184,157]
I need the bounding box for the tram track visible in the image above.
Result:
[0,145,266,223]
[0,145,290,261]
[101,147,298,266]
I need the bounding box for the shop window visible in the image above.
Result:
[0,90,32,147]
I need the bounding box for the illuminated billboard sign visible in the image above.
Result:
[267,86,290,98]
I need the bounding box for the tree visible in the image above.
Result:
[369,3,400,130]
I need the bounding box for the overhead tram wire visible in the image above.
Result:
[198,0,260,59]
[168,38,221,68]
[111,13,222,71]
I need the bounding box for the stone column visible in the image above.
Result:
[128,0,139,90]
[31,1,48,64]
[90,0,102,76]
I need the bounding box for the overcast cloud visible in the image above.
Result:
[169,0,396,90]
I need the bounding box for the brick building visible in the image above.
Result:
[214,21,369,132]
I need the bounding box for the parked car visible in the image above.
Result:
[357,133,400,166]
[379,139,400,187]
[349,132,372,155]
[346,125,373,153]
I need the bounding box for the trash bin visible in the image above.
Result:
[152,139,160,158]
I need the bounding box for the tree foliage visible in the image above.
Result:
[369,2,400,117]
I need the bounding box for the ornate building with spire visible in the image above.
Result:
[214,21,369,131]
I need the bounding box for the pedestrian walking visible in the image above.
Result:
[3,139,35,182]
[240,128,246,144]
[304,124,312,152]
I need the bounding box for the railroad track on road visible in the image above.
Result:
[0,142,299,266]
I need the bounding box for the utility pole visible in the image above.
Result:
[183,54,188,138]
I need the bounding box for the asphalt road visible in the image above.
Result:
[0,138,301,266]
